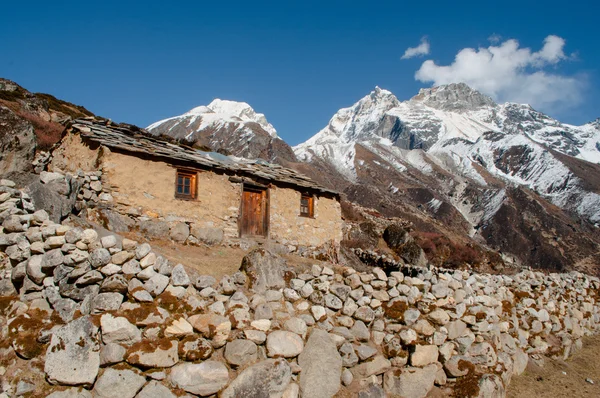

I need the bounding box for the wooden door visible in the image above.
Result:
[241,186,268,236]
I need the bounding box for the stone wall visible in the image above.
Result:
[268,185,343,248]
[1,178,600,397]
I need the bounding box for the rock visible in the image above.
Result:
[135,243,152,259]
[170,264,190,286]
[221,359,292,398]
[298,329,342,398]
[383,224,412,251]
[513,349,528,375]
[169,222,190,242]
[2,215,24,232]
[195,275,217,289]
[127,338,179,368]
[100,343,126,365]
[42,248,65,270]
[100,274,128,293]
[90,248,111,268]
[144,274,170,296]
[45,316,100,386]
[92,292,123,313]
[351,320,370,342]
[46,388,93,398]
[191,225,224,245]
[140,220,170,239]
[359,383,386,398]
[411,345,439,367]
[100,314,142,345]
[284,317,308,338]
[165,318,193,337]
[342,368,354,386]
[354,306,375,322]
[101,235,118,249]
[224,339,259,367]
[350,355,392,379]
[136,380,177,398]
[267,330,304,358]
[132,288,153,302]
[26,255,46,284]
[356,344,378,361]
[428,309,450,325]
[446,320,467,340]
[476,374,505,398]
[0,106,36,177]
[383,364,438,398]
[240,248,287,293]
[178,336,214,361]
[169,361,230,396]
[340,342,359,367]
[92,368,146,398]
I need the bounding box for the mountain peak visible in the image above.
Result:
[412,82,496,111]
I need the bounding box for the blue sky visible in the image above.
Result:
[1,0,598,145]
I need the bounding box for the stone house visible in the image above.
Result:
[48,118,343,249]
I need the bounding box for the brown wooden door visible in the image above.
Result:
[241,186,268,236]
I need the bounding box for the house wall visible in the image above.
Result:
[269,186,343,247]
[100,150,242,238]
[49,133,342,247]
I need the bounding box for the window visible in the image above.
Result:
[300,194,314,217]
[175,170,197,199]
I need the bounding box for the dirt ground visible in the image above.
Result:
[508,335,600,398]
[146,238,328,280]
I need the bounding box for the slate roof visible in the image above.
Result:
[69,118,339,196]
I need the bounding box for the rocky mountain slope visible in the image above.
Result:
[147,99,297,162]
[0,78,95,181]
[294,84,600,273]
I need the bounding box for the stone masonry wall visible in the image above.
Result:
[48,133,343,251]
[1,178,600,397]
[269,185,343,248]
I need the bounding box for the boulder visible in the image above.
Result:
[139,220,170,239]
[169,222,190,243]
[100,314,141,345]
[191,225,224,246]
[298,329,342,398]
[410,345,439,367]
[383,364,438,398]
[266,330,304,358]
[240,248,287,293]
[127,338,179,368]
[169,361,230,396]
[224,339,259,367]
[221,359,292,398]
[136,381,177,398]
[350,355,392,379]
[476,374,505,398]
[45,316,100,386]
[27,177,81,223]
[92,368,146,398]
[178,336,214,361]
[383,224,412,251]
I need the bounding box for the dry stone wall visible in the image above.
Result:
[1,178,600,398]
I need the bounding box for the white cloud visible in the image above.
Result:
[401,37,430,59]
[414,35,585,112]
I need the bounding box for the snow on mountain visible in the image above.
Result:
[148,99,278,139]
[146,99,297,162]
[294,83,600,225]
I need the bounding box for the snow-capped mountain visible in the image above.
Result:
[294,83,600,271]
[147,99,296,162]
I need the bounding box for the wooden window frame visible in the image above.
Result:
[174,169,197,200]
[300,193,315,218]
